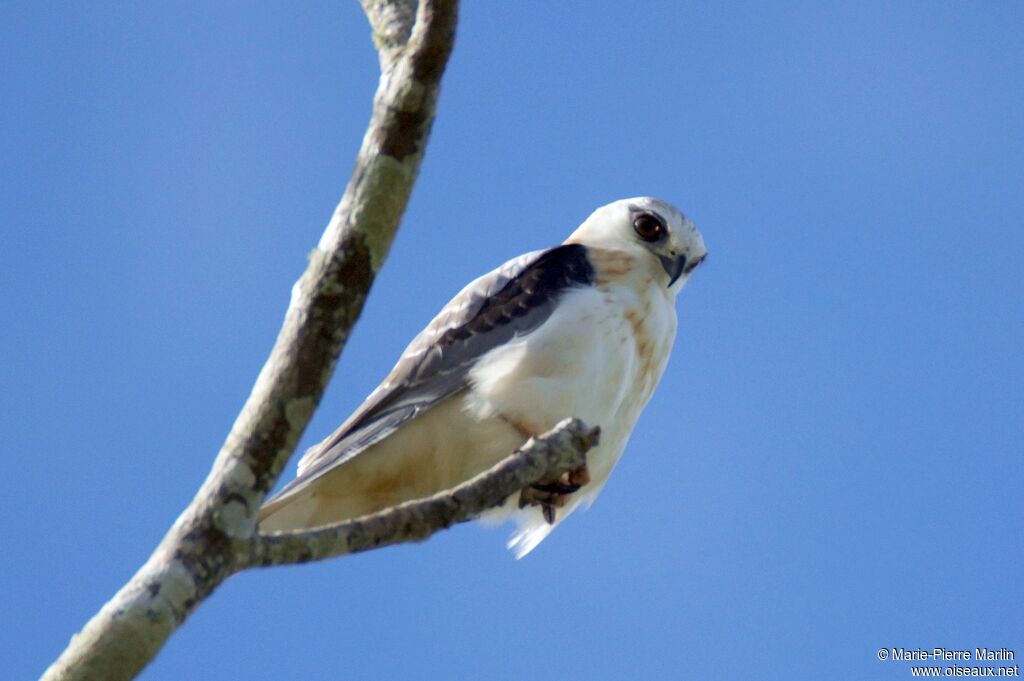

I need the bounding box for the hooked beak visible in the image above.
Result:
[659,252,707,287]
[659,253,687,286]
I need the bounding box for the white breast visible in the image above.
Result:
[466,281,677,556]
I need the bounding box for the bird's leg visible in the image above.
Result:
[518,463,591,524]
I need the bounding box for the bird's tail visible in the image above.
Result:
[505,476,609,557]
[505,497,584,558]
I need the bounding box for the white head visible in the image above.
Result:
[566,197,707,293]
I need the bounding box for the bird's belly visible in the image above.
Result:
[466,285,675,481]
[469,292,624,426]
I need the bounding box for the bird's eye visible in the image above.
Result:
[633,213,665,242]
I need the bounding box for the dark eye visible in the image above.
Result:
[633,213,665,242]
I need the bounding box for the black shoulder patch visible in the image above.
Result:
[439,243,594,344]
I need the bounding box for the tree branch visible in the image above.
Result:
[241,419,600,568]
[42,3,459,680]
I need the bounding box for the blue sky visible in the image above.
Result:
[3,2,1022,679]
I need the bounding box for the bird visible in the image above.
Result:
[258,197,707,557]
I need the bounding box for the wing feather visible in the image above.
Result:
[271,244,595,499]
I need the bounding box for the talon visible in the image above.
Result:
[568,464,591,487]
[531,481,580,495]
[518,462,592,524]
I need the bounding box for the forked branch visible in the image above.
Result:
[42,3,459,680]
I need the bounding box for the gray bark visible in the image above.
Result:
[40,2,463,679]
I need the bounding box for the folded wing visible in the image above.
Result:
[261,244,595,511]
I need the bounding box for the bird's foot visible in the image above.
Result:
[518,464,591,524]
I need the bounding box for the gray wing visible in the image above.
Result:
[274,243,596,496]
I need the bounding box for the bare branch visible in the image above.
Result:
[361,0,417,61]
[41,2,458,680]
[241,419,600,568]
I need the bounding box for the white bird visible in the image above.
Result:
[258,197,707,557]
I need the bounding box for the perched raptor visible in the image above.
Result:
[258,197,707,557]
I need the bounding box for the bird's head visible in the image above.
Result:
[566,197,707,293]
